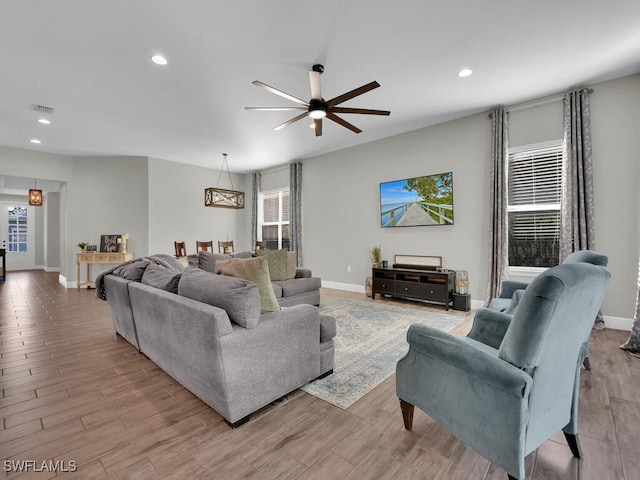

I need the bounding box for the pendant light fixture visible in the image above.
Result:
[28,179,43,206]
[204,153,245,209]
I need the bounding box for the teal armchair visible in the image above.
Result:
[487,250,609,370]
[396,261,610,480]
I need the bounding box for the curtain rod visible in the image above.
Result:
[488,88,594,118]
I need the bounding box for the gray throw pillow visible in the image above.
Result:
[178,267,261,329]
[198,251,232,273]
[113,260,149,281]
[141,264,182,294]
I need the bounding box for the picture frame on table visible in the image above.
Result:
[100,234,121,253]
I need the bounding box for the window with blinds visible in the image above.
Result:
[259,189,290,250]
[507,142,563,268]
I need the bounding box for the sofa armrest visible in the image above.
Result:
[295,268,312,278]
[498,280,529,298]
[404,323,531,397]
[467,308,513,349]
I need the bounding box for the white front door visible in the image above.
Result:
[0,203,36,271]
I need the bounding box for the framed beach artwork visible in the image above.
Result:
[380,172,454,227]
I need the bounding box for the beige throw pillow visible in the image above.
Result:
[287,251,297,279]
[255,249,289,281]
[215,256,280,313]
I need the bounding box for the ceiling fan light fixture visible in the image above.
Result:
[151,54,168,65]
[309,108,326,119]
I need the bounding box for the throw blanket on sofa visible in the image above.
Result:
[95,254,184,301]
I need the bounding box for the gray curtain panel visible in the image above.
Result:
[251,172,261,249]
[561,88,604,327]
[560,88,596,259]
[620,233,640,356]
[486,108,509,304]
[290,161,303,267]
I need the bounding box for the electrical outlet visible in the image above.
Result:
[347,265,352,272]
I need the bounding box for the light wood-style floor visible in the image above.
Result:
[1,270,639,479]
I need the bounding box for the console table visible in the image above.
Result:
[76,252,133,289]
[371,267,455,310]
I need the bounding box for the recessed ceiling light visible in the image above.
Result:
[458,68,473,78]
[30,138,42,144]
[151,54,168,65]
[38,118,51,125]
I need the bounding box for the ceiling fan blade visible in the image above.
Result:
[331,107,390,116]
[252,80,308,106]
[245,106,307,111]
[309,71,322,100]
[314,118,323,136]
[327,112,362,134]
[274,112,309,131]
[326,81,381,107]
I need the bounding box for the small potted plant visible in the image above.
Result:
[77,241,88,252]
[370,245,382,268]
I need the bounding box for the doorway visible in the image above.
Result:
[0,203,36,271]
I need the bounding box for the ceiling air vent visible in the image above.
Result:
[33,104,55,114]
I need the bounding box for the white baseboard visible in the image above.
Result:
[322,281,365,293]
[603,315,633,331]
[43,266,60,273]
[471,299,485,310]
[58,274,76,288]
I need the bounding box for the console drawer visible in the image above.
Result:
[396,281,423,298]
[373,279,395,293]
[422,284,448,302]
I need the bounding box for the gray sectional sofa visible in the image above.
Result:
[100,256,335,427]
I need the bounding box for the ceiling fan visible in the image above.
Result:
[245,64,390,137]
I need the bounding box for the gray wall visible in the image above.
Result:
[301,74,640,320]
[147,157,250,255]
[303,112,491,299]
[0,147,149,283]
[44,192,61,270]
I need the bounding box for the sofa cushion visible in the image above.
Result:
[178,267,261,329]
[112,260,149,281]
[271,282,283,298]
[273,276,321,298]
[216,256,280,313]
[141,264,181,293]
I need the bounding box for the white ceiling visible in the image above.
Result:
[1,0,639,174]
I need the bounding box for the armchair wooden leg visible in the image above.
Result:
[399,399,414,431]
[563,431,582,458]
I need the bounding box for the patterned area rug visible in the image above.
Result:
[300,297,467,409]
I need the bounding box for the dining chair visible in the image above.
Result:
[174,241,186,257]
[218,240,234,254]
[195,240,213,253]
